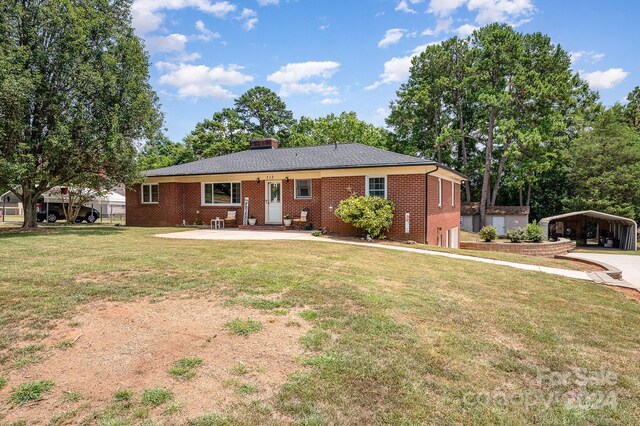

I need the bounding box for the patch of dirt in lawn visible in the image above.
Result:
[0,297,311,424]
[615,287,640,303]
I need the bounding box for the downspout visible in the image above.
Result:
[424,166,439,245]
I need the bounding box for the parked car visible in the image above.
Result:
[36,201,100,223]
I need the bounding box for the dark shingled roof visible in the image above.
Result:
[145,143,461,177]
[461,202,530,216]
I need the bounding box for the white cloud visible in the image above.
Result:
[395,0,423,14]
[570,51,605,65]
[320,97,341,105]
[467,0,535,25]
[367,43,436,90]
[378,28,406,48]
[319,24,330,30]
[454,23,477,37]
[582,68,629,90]
[424,0,535,30]
[131,0,236,35]
[145,33,189,54]
[268,61,341,97]
[428,0,466,16]
[159,63,254,99]
[423,17,453,35]
[257,0,279,5]
[194,20,221,41]
[239,8,258,30]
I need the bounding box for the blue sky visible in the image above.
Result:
[131,0,640,141]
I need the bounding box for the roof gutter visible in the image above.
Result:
[424,165,439,245]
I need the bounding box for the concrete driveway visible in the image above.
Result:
[566,252,640,290]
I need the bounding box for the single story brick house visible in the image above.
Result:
[126,139,466,246]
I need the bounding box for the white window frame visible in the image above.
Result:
[438,178,442,208]
[201,182,242,206]
[141,183,159,204]
[366,176,387,199]
[294,179,312,200]
[451,181,455,207]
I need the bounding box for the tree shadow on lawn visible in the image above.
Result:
[0,225,126,239]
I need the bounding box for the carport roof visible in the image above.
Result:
[539,210,637,226]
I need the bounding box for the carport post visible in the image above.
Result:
[46,201,49,223]
[2,198,5,222]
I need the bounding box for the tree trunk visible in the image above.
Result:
[526,183,532,206]
[479,107,496,227]
[457,103,472,202]
[20,187,39,228]
[490,155,509,206]
[519,187,523,206]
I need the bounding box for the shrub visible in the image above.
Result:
[506,227,528,243]
[526,220,544,242]
[334,195,394,239]
[311,230,322,237]
[478,225,498,242]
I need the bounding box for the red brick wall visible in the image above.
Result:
[281,178,322,227]
[126,174,461,247]
[387,174,426,243]
[320,176,364,236]
[426,176,461,247]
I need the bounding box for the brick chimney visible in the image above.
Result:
[249,138,279,150]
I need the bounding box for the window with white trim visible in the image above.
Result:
[295,179,312,199]
[141,183,159,204]
[366,176,387,198]
[202,182,241,205]
[438,178,442,208]
[451,181,455,207]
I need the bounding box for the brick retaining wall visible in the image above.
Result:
[460,240,576,257]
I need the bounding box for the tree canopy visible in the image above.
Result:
[0,0,161,227]
[387,23,592,225]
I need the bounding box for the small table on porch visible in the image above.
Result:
[211,218,224,229]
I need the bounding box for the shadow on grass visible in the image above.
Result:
[0,225,126,238]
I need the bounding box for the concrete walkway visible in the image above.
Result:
[156,229,592,282]
[566,252,640,290]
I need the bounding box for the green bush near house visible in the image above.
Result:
[334,195,394,239]
[506,227,528,243]
[526,220,544,242]
[478,225,498,242]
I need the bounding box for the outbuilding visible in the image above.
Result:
[539,210,637,251]
[460,202,530,236]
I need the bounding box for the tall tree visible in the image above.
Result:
[625,86,640,130]
[234,86,294,138]
[563,108,640,222]
[139,133,191,171]
[387,24,585,225]
[0,0,161,228]
[184,108,249,159]
[287,112,389,148]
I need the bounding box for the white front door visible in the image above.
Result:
[266,181,282,224]
[492,216,506,236]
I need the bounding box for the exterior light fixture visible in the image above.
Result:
[256,177,261,184]
[285,177,289,183]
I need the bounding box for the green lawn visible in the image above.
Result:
[1,226,639,425]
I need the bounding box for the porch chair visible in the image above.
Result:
[292,208,309,229]
[224,210,238,227]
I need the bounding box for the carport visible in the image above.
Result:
[539,210,637,251]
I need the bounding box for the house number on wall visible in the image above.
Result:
[265,175,274,180]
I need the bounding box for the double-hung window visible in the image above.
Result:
[451,182,455,207]
[366,176,387,198]
[295,179,312,199]
[202,182,241,205]
[141,183,159,204]
[438,178,443,208]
